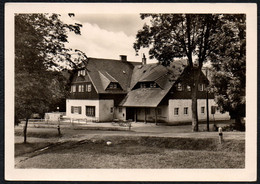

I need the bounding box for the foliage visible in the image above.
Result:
[210,14,246,129]
[134,14,225,131]
[15,13,83,123]
[134,14,224,67]
[133,14,245,131]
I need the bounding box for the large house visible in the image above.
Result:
[66,55,230,124]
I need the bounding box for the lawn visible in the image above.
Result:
[15,136,245,168]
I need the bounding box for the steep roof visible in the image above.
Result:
[71,57,189,102]
[120,60,187,107]
[83,58,140,94]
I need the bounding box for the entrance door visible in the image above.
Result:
[126,108,135,121]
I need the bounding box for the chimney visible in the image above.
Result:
[120,55,127,62]
[142,53,147,65]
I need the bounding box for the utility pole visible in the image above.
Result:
[206,68,210,131]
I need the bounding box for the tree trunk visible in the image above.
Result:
[191,69,200,132]
[191,84,199,132]
[23,118,29,144]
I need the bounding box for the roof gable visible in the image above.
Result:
[84,58,139,94]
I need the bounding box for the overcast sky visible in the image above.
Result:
[62,14,156,63]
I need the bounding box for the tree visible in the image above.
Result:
[210,15,246,130]
[134,14,225,131]
[15,13,83,143]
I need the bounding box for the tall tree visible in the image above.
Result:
[210,14,246,130]
[134,14,224,131]
[15,13,84,143]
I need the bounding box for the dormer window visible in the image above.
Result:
[108,82,118,89]
[78,70,86,76]
[140,83,146,88]
[177,83,182,91]
[150,83,157,88]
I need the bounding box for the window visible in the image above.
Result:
[71,106,82,114]
[86,84,92,92]
[110,107,114,113]
[198,84,204,91]
[174,108,179,115]
[201,106,205,114]
[140,83,146,88]
[86,106,95,117]
[184,107,188,115]
[186,85,191,91]
[108,83,118,89]
[119,107,122,113]
[177,83,182,91]
[78,84,84,92]
[109,83,113,88]
[78,85,82,92]
[72,85,76,92]
[150,83,157,88]
[78,70,86,76]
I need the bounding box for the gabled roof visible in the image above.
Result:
[81,57,140,94]
[71,57,190,100]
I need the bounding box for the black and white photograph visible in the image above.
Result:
[5,3,257,182]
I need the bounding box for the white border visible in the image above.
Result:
[5,3,257,181]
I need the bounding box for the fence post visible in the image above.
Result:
[218,127,223,144]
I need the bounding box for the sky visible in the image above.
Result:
[61,14,157,63]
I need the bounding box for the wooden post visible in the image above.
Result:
[206,69,210,131]
[134,109,137,122]
[155,107,157,125]
[218,127,223,144]
[23,118,29,144]
[144,108,147,124]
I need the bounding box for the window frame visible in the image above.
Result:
[71,106,82,114]
[86,84,92,92]
[174,108,179,116]
[140,83,146,88]
[78,84,84,92]
[86,106,95,117]
[177,83,182,91]
[72,85,76,92]
[184,107,188,115]
[201,106,205,114]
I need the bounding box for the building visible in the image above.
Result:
[66,55,230,124]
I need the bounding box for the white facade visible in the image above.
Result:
[66,99,114,122]
[168,99,230,124]
[114,107,127,121]
[66,98,230,123]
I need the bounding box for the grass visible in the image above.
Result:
[15,136,245,169]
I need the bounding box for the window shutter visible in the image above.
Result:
[71,106,74,113]
[79,106,82,114]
